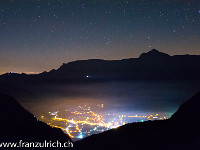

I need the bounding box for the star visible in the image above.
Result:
[0,0,200,75]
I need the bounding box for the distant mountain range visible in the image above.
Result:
[1,49,200,83]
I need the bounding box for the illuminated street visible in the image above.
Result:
[40,104,170,141]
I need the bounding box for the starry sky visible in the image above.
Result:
[0,0,200,74]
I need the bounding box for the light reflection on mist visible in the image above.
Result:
[20,81,200,119]
[17,80,200,140]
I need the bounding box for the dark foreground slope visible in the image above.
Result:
[0,93,71,143]
[75,92,200,150]
[171,92,200,122]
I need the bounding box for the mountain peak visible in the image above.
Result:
[139,49,170,59]
[149,49,160,53]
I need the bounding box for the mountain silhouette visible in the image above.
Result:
[0,93,71,143]
[1,49,200,84]
[75,91,200,150]
[139,49,170,59]
[171,91,200,122]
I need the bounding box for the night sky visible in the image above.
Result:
[0,0,200,74]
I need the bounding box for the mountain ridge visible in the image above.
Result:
[1,49,200,83]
